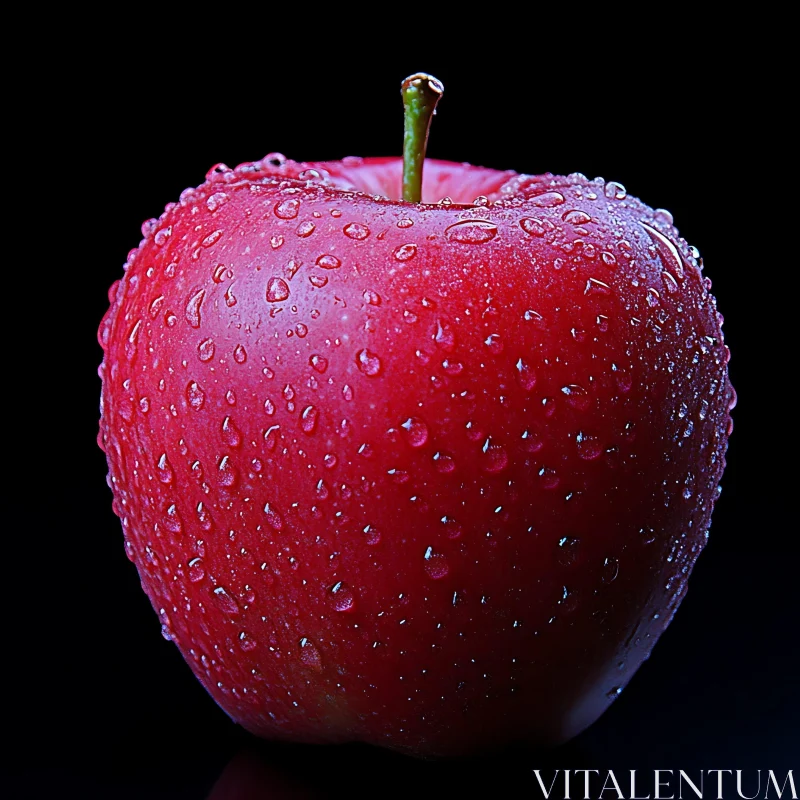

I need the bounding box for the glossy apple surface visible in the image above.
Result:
[98,155,734,756]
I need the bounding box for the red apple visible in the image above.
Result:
[97,76,734,757]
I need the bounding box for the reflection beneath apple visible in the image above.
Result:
[207,738,597,799]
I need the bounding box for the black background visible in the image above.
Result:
[12,27,795,800]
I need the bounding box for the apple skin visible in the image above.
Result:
[98,155,734,757]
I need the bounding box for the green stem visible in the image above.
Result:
[401,73,444,203]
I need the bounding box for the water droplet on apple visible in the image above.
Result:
[424,547,450,579]
[156,453,174,484]
[161,504,183,534]
[604,181,627,200]
[344,222,370,240]
[433,451,455,473]
[233,344,247,364]
[266,277,290,303]
[521,429,544,452]
[206,192,229,212]
[263,503,284,530]
[602,556,620,584]
[309,354,328,374]
[538,466,560,488]
[641,222,685,279]
[576,431,602,460]
[309,274,328,288]
[274,198,300,219]
[213,586,240,616]
[298,638,323,671]
[561,384,590,410]
[316,254,341,270]
[441,516,462,539]
[362,524,381,545]
[342,384,354,401]
[432,319,456,352]
[393,243,418,261]
[515,358,537,391]
[323,453,338,469]
[187,557,205,583]
[356,348,382,376]
[481,438,509,473]
[185,289,205,328]
[198,338,215,362]
[556,536,580,566]
[264,152,287,167]
[296,220,316,238]
[520,217,547,237]
[238,632,257,652]
[445,219,498,244]
[221,416,242,448]
[187,381,206,410]
[401,417,429,447]
[530,191,565,207]
[563,209,592,225]
[328,581,356,612]
[301,405,319,434]
[484,333,504,354]
[363,289,381,306]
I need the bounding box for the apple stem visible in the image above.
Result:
[401,73,444,203]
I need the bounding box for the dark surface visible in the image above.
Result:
[13,34,795,800]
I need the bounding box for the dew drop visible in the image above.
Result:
[424,547,450,579]
[356,348,382,376]
[266,277,290,303]
[520,217,546,237]
[221,417,242,448]
[362,524,381,545]
[442,516,463,539]
[538,466,560,489]
[563,209,592,225]
[198,338,215,362]
[316,254,341,270]
[188,557,205,583]
[393,243,418,261]
[213,587,240,616]
[217,455,239,487]
[296,220,316,238]
[233,344,247,364]
[156,453,174,484]
[576,431,602,460]
[401,417,429,447]
[206,192,229,212]
[484,333,504,354]
[432,320,456,352]
[298,638,322,671]
[521,429,544,452]
[363,289,381,306]
[515,358,537,391]
[274,198,300,219]
[557,536,580,566]
[301,405,319,434]
[328,581,356,612]
[445,220,498,244]
[433,451,455,473]
[530,191,565,207]
[185,289,205,328]
[263,503,284,531]
[309,274,328,288]
[187,381,205,410]
[604,181,627,200]
[561,384,590,410]
[344,222,370,240]
[481,438,509,473]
